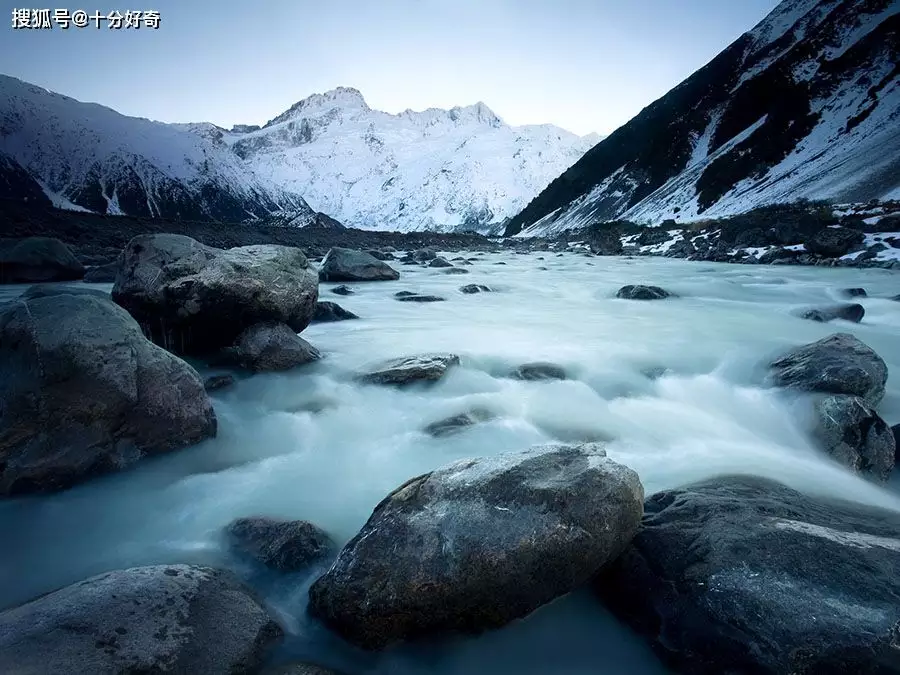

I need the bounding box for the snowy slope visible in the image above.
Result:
[205,88,599,233]
[0,75,315,223]
[508,0,900,237]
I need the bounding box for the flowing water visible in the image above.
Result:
[2,251,900,674]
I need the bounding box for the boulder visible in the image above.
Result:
[222,322,321,373]
[637,228,671,246]
[797,303,864,323]
[0,237,84,283]
[586,229,624,256]
[312,301,359,323]
[428,257,453,268]
[308,443,643,649]
[767,333,888,406]
[83,261,119,284]
[412,248,437,262]
[443,267,469,275]
[0,292,216,496]
[460,284,491,294]
[616,285,674,300]
[358,354,459,386]
[365,249,393,261]
[112,234,318,355]
[0,565,282,674]
[227,517,334,572]
[318,248,400,282]
[423,407,496,437]
[511,362,567,381]
[204,374,235,392]
[805,226,864,257]
[841,287,867,298]
[330,285,355,296]
[594,475,900,675]
[812,395,895,481]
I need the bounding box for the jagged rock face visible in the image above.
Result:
[508,0,900,236]
[0,75,315,224]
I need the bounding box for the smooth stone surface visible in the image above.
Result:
[227,517,334,572]
[616,285,674,300]
[798,303,865,323]
[319,247,400,282]
[423,407,496,437]
[224,322,321,373]
[357,353,460,386]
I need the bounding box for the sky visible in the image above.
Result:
[0,0,780,136]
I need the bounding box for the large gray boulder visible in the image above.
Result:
[112,234,318,355]
[222,322,321,373]
[227,516,335,572]
[805,226,865,257]
[594,475,900,674]
[0,565,282,674]
[0,237,84,283]
[0,291,216,496]
[812,395,895,481]
[767,333,888,406]
[308,443,644,649]
[357,354,460,386]
[318,248,400,282]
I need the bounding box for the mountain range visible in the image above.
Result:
[506,0,900,237]
[0,75,597,233]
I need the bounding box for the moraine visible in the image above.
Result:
[1,251,899,675]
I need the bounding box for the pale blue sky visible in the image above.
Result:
[1,0,780,135]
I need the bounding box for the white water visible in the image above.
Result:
[2,252,900,674]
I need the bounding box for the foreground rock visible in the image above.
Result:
[594,475,900,675]
[358,354,459,386]
[511,362,567,381]
[0,292,216,496]
[319,247,400,282]
[222,322,321,373]
[423,407,496,437]
[0,237,84,283]
[767,333,888,406]
[312,301,359,323]
[797,303,864,323]
[0,565,282,673]
[227,517,334,572]
[812,395,895,480]
[308,443,643,649]
[112,234,318,355]
[616,285,674,300]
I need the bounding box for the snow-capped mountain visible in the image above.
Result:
[506,0,900,237]
[0,74,316,224]
[193,87,599,233]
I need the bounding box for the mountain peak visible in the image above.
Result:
[448,101,502,127]
[265,86,370,127]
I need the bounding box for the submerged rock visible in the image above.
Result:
[358,354,460,386]
[319,247,400,282]
[616,285,674,300]
[204,374,235,392]
[0,237,84,283]
[511,362,567,381]
[840,287,867,298]
[812,394,895,481]
[443,267,470,275]
[594,475,900,675]
[112,234,318,355]
[227,517,334,572]
[0,292,216,496]
[767,333,888,406]
[0,565,282,674]
[459,284,491,294]
[330,285,355,296]
[423,407,496,437]
[308,443,643,649]
[312,301,359,323]
[395,294,445,303]
[222,322,321,373]
[428,257,453,268]
[797,303,865,323]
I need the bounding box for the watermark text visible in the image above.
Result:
[11,8,161,29]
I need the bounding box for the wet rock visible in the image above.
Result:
[358,354,459,386]
[112,234,318,355]
[204,374,235,392]
[227,517,334,572]
[222,322,321,373]
[319,247,400,282]
[805,226,864,258]
[616,285,674,300]
[330,285,355,296]
[0,565,282,674]
[0,293,216,496]
[459,284,491,294]
[594,475,900,675]
[841,287,867,298]
[0,237,84,283]
[366,249,394,261]
[767,333,888,406]
[308,443,643,649]
[412,248,437,262]
[428,257,453,268]
[443,267,470,275]
[511,362,567,381]
[812,394,895,481]
[312,302,359,323]
[423,408,496,437]
[797,303,864,323]
[395,294,445,303]
[394,291,416,298]
[83,261,119,283]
